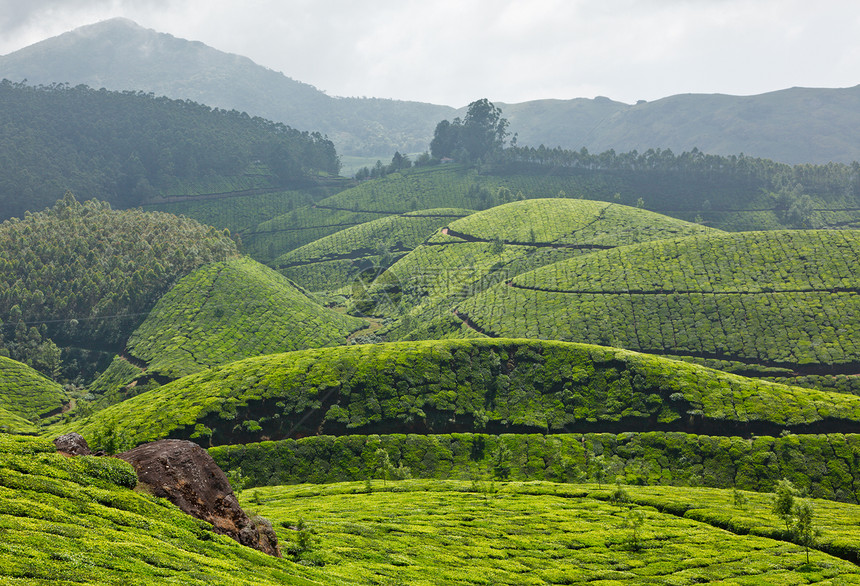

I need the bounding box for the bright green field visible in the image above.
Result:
[122,257,367,380]
[277,208,473,292]
[240,480,860,585]
[359,199,716,338]
[0,434,338,585]
[457,230,860,370]
[0,356,67,421]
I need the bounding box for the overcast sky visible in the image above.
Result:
[0,0,858,107]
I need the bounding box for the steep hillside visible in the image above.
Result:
[0,194,238,382]
[357,199,718,339]
[456,230,860,377]
[0,356,67,422]
[276,208,473,291]
[56,339,860,450]
[96,257,366,388]
[0,79,338,220]
[0,433,336,585]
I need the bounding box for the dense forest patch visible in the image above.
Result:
[0,81,339,219]
[0,194,238,382]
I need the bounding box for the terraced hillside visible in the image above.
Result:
[276,208,473,292]
[240,480,860,584]
[92,257,366,395]
[357,199,718,339]
[0,434,337,585]
[455,230,860,383]
[0,356,68,423]
[56,339,860,451]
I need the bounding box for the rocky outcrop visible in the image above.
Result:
[53,432,92,456]
[118,439,279,557]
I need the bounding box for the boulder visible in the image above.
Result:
[53,432,92,456]
[118,439,279,557]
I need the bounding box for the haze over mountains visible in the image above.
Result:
[2,17,859,164]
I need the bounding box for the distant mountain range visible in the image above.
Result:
[2,18,860,164]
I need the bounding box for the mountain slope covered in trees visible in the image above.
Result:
[4,18,860,163]
[0,80,339,220]
[0,194,238,382]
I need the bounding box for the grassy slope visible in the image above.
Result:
[458,230,860,370]
[0,407,38,434]
[359,199,718,339]
[122,257,367,380]
[240,480,860,585]
[53,339,860,449]
[241,165,638,262]
[276,208,473,292]
[0,355,68,420]
[0,433,340,585]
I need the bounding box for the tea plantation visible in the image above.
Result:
[276,208,473,292]
[0,433,339,585]
[0,356,67,422]
[357,199,717,338]
[53,339,860,451]
[238,480,860,585]
[456,230,860,381]
[113,257,367,381]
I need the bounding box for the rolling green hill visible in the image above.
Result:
[0,194,238,383]
[356,199,718,339]
[275,208,473,292]
[0,356,67,423]
[456,230,860,378]
[95,257,366,390]
[243,156,860,265]
[54,339,860,451]
[0,433,338,585]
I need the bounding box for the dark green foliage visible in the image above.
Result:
[0,356,68,421]
[0,81,339,219]
[0,194,238,383]
[430,99,509,162]
[56,338,860,448]
[118,257,366,381]
[213,432,860,503]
